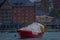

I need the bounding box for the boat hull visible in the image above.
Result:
[17,30,44,38]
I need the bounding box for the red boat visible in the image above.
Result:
[17,30,44,38]
[17,23,44,38]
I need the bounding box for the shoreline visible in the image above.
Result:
[0,29,60,32]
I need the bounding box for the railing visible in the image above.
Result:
[0,24,24,32]
[46,24,60,29]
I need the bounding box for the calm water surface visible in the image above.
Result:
[0,32,60,40]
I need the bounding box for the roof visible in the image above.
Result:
[0,0,12,9]
[36,15,54,18]
[7,0,34,7]
[0,0,4,4]
[35,10,49,15]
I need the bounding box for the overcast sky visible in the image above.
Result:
[29,0,42,2]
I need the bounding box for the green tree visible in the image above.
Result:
[22,20,28,27]
[42,0,48,7]
[49,9,60,18]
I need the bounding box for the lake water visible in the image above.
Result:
[0,32,60,40]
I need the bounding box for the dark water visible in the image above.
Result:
[0,32,60,40]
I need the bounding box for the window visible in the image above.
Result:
[25,14,28,17]
[30,10,33,13]
[26,10,28,13]
[17,13,20,16]
[18,10,20,13]
[24,0,26,4]
[25,17,28,19]
[22,14,25,16]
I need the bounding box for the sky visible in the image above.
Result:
[7,0,35,7]
[29,0,42,2]
[0,0,4,4]
[0,0,41,7]
[0,0,41,3]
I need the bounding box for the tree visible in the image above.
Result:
[22,20,28,27]
[49,9,60,18]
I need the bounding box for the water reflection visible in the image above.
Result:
[0,32,60,40]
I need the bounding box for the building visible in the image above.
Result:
[36,0,49,12]
[0,0,35,25]
[53,0,60,9]
[0,9,2,24]
[8,0,35,25]
[12,6,35,25]
[36,15,53,26]
[36,15,55,29]
[0,1,13,30]
[34,0,49,15]
[0,1,12,25]
[49,0,60,27]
